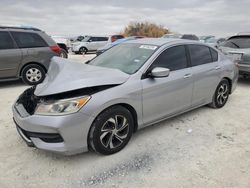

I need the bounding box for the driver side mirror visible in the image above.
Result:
[149,67,170,78]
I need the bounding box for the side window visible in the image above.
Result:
[89,37,98,42]
[11,32,48,48]
[100,37,108,41]
[0,31,15,50]
[210,48,218,62]
[188,45,213,66]
[152,45,188,71]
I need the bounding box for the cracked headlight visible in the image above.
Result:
[35,96,91,116]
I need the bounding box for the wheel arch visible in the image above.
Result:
[222,77,232,94]
[80,46,88,52]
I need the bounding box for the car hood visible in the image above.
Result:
[34,57,130,96]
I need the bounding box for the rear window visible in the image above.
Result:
[0,31,15,50]
[188,45,213,66]
[221,36,250,49]
[11,32,48,48]
[210,48,218,62]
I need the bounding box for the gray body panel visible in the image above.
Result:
[13,39,238,155]
[0,48,22,78]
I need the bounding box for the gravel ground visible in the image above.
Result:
[0,54,250,188]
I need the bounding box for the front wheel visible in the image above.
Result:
[209,79,230,108]
[88,106,134,155]
[79,47,87,54]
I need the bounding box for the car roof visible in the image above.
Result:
[228,35,250,40]
[0,25,41,31]
[237,32,250,36]
[124,38,201,46]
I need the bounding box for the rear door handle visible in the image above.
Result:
[215,66,221,70]
[183,73,192,79]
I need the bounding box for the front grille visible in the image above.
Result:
[17,87,39,115]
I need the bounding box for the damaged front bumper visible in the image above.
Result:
[12,89,95,155]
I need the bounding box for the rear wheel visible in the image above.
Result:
[209,79,230,108]
[59,48,68,58]
[21,64,46,85]
[88,106,134,155]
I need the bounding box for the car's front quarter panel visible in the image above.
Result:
[79,76,144,129]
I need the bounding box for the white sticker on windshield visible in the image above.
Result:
[139,45,157,50]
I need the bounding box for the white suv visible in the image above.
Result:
[72,36,108,54]
[72,35,124,54]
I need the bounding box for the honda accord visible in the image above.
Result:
[13,38,238,155]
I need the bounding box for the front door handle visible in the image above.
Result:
[183,73,192,79]
[215,66,221,70]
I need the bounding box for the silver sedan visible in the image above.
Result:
[13,38,238,155]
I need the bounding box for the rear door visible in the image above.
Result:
[142,45,193,124]
[187,44,221,106]
[10,31,50,68]
[0,31,22,78]
[87,37,98,50]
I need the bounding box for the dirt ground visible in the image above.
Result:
[0,54,250,188]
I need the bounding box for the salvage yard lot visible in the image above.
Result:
[0,54,250,188]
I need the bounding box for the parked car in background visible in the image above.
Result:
[202,37,226,47]
[162,33,199,40]
[72,35,124,54]
[218,33,250,77]
[70,35,86,42]
[51,36,71,58]
[13,38,238,155]
[96,36,144,55]
[199,35,215,42]
[0,26,60,85]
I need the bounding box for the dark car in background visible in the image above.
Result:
[218,33,250,77]
[0,26,60,85]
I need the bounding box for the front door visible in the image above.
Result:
[142,45,193,125]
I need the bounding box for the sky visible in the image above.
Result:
[0,0,250,37]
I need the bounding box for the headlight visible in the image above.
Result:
[35,96,91,116]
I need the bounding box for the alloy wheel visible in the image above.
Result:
[100,115,129,149]
[216,83,229,105]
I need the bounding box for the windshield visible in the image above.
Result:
[89,43,158,74]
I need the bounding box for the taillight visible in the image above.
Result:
[50,46,61,54]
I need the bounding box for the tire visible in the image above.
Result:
[79,47,87,54]
[209,79,230,108]
[88,106,134,155]
[59,48,68,58]
[21,64,46,85]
